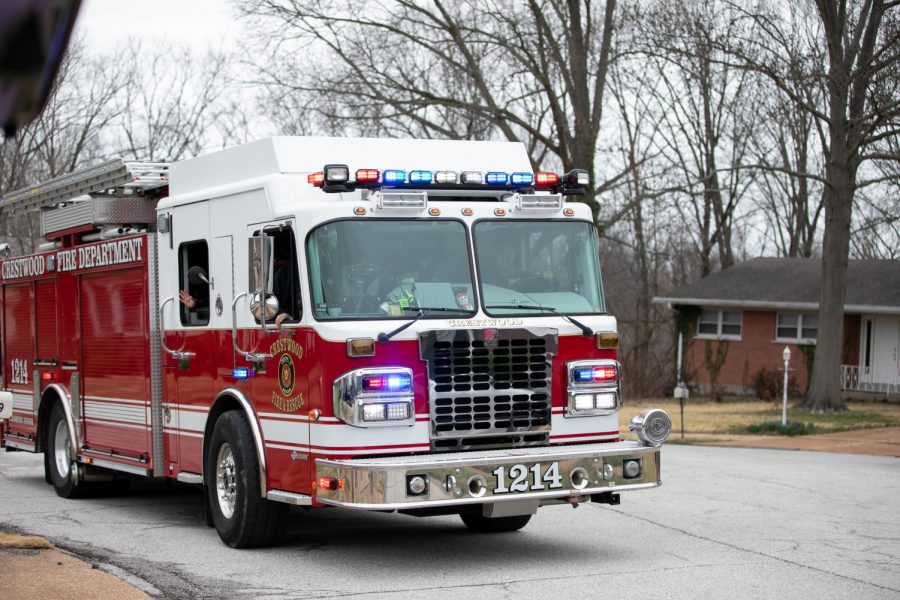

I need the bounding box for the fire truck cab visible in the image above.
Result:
[1,136,671,547]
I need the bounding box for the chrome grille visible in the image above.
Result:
[419,328,557,452]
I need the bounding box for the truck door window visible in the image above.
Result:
[271,227,301,324]
[251,226,301,324]
[179,240,210,326]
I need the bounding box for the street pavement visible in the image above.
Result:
[1,444,898,599]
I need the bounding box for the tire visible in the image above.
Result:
[205,411,288,548]
[460,512,532,533]
[47,402,87,498]
[43,449,52,485]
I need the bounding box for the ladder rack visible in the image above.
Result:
[0,158,170,217]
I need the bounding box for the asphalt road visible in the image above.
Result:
[1,445,898,599]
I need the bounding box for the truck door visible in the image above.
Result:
[160,201,212,474]
[242,220,310,493]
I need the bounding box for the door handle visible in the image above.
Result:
[160,297,195,370]
[232,292,267,369]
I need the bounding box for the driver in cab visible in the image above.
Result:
[488,238,556,292]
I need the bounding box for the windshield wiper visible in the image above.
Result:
[485,304,594,337]
[377,306,472,343]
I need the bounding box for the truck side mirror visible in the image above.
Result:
[248,236,278,324]
[248,236,273,294]
[250,293,279,321]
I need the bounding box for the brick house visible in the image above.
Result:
[653,258,900,397]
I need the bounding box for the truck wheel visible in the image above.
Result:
[47,402,86,498]
[460,513,532,533]
[205,411,288,548]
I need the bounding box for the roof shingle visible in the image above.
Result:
[653,258,900,310]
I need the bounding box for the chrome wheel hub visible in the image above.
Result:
[53,420,71,479]
[216,443,237,519]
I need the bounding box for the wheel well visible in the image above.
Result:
[203,390,268,497]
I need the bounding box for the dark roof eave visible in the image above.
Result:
[651,297,900,315]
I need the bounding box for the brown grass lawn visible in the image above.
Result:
[617,397,900,436]
[0,531,51,549]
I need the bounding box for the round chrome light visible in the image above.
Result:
[629,408,672,446]
[407,475,427,495]
[468,475,487,498]
[599,463,614,481]
[570,467,589,490]
[623,459,641,479]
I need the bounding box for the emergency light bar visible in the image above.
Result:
[307,164,590,195]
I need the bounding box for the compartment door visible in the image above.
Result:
[80,269,151,460]
[2,283,36,443]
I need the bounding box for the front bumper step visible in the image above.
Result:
[315,441,660,510]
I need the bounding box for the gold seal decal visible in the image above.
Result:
[269,338,304,412]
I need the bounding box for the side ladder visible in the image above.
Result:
[0,159,169,217]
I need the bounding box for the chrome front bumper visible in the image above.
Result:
[315,441,661,510]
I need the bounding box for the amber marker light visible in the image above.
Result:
[461,207,473,216]
[428,207,441,216]
[494,208,506,216]
[347,338,376,357]
[353,206,367,215]
[563,208,575,217]
[596,332,619,349]
[308,409,321,421]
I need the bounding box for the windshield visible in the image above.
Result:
[474,220,605,315]
[307,219,476,319]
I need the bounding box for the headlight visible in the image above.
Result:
[629,409,672,446]
[565,359,620,417]
[333,367,415,427]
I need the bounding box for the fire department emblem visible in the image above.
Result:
[269,338,304,413]
[278,354,295,396]
[483,328,499,348]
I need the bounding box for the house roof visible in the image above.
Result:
[653,258,900,314]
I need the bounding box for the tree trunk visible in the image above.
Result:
[803,142,853,412]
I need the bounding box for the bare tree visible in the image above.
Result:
[727,0,900,411]
[113,43,237,161]
[604,42,678,396]
[749,6,828,258]
[0,39,129,252]
[639,0,760,277]
[240,0,624,223]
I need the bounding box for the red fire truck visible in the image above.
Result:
[0,137,671,547]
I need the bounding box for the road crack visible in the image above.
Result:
[601,506,900,594]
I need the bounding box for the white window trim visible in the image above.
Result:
[774,312,818,344]
[695,309,742,341]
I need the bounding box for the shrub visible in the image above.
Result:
[753,368,800,402]
[739,421,817,436]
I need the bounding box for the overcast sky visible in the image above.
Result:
[74,0,244,52]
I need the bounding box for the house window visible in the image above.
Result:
[776,313,817,342]
[697,310,742,339]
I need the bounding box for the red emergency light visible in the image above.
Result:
[355,169,380,183]
[535,172,559,187]
[317,476,343,491]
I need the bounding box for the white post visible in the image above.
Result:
[782,346,791,427]
[676,330,684,384]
